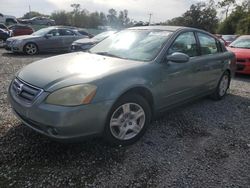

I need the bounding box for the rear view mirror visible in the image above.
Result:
[167,52,190,63]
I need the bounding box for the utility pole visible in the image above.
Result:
[29,5,31,18]
[148,13,152,25]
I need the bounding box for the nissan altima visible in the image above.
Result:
[8,26,235,145]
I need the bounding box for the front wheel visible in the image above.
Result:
[24,43,38,55]
[104,94,151,146]
[211,71,230,100]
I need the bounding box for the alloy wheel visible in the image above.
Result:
[25,43,37,55]
[219,74,229,97]
[110,103,146,141]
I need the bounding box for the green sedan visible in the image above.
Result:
[8,26,235,145]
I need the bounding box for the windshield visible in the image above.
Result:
[89,30,172,61]
[32,27,52,36]
[93,31,116,41]
[230,38,250,49]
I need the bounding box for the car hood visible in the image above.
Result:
[17,52,144,91]
[73,38,99,45]
[227,47,250,58]
[8,35,39,41]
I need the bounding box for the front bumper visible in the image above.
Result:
[236,62,250,74]
[8,84,114,141]
[5,41,23,52]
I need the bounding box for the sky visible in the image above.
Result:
[0,0,245,22]
[0,0,204,23]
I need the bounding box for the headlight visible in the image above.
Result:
[12,40,21,45]
[46,84,97,106]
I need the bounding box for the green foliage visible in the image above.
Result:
[166,1,218,33]
[217,3,249,34]
[22,11,48,19]
[50,4,132,29]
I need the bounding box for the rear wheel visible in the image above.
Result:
[104,94,151,145]
[211,71,230,100]
[24,43,38,55]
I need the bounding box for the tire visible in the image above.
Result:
[104,94,151,146]
[23,43,38,55]
[210,71,230,100]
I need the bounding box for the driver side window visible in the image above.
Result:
[48,29,60,36]
[168,32,198,57]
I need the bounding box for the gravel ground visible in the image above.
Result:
[0,48,250,188]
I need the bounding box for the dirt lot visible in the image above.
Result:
[0,48,250,188]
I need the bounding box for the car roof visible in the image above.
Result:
[128,25,187,31]
[237,35,250,39]
[127,25,212,34]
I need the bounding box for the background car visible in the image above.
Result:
[5,26,86,55]
[71,30,116,52]
[0,13,18,25]
[8,24,34,36]
[20,16,55,26]
[222,35,238,46]
[8,26,235,145]
[0,28,11,42]
[227,35,250,74]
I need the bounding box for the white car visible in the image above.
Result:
[0,13,18,25]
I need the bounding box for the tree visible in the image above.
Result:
[217,4,248,34]
[22,11,48,19]
[166,1,218,33]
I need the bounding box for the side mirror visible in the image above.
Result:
[166,52,190,63]
[44,33,53,38]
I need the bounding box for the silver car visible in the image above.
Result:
[8,26,235,145]
[5,27,88,55]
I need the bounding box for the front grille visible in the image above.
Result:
[6,40,11,46]
[237,59,247,63]
[12,78,43,103]
[236,64,246,71]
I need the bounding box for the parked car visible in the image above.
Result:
[0,13,18,25]
[8,26,235,145]
[221,35,238,46]
[71,30,116,52]
[20,16,55,26]
[0,28,11,42]
[77,29,94,38]
[8,24,34,36]
[214,34,227,46]
[5,26,86,55]
[227,35,250,74]
[0,23,9,31]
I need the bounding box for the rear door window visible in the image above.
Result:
[197,33,219,55]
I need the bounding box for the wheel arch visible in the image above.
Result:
[115,86,154,114]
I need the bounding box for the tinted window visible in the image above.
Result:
[198,33,219,55]
[168,32,198,57]
[59,29,75,36]
[48,29,60,36]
